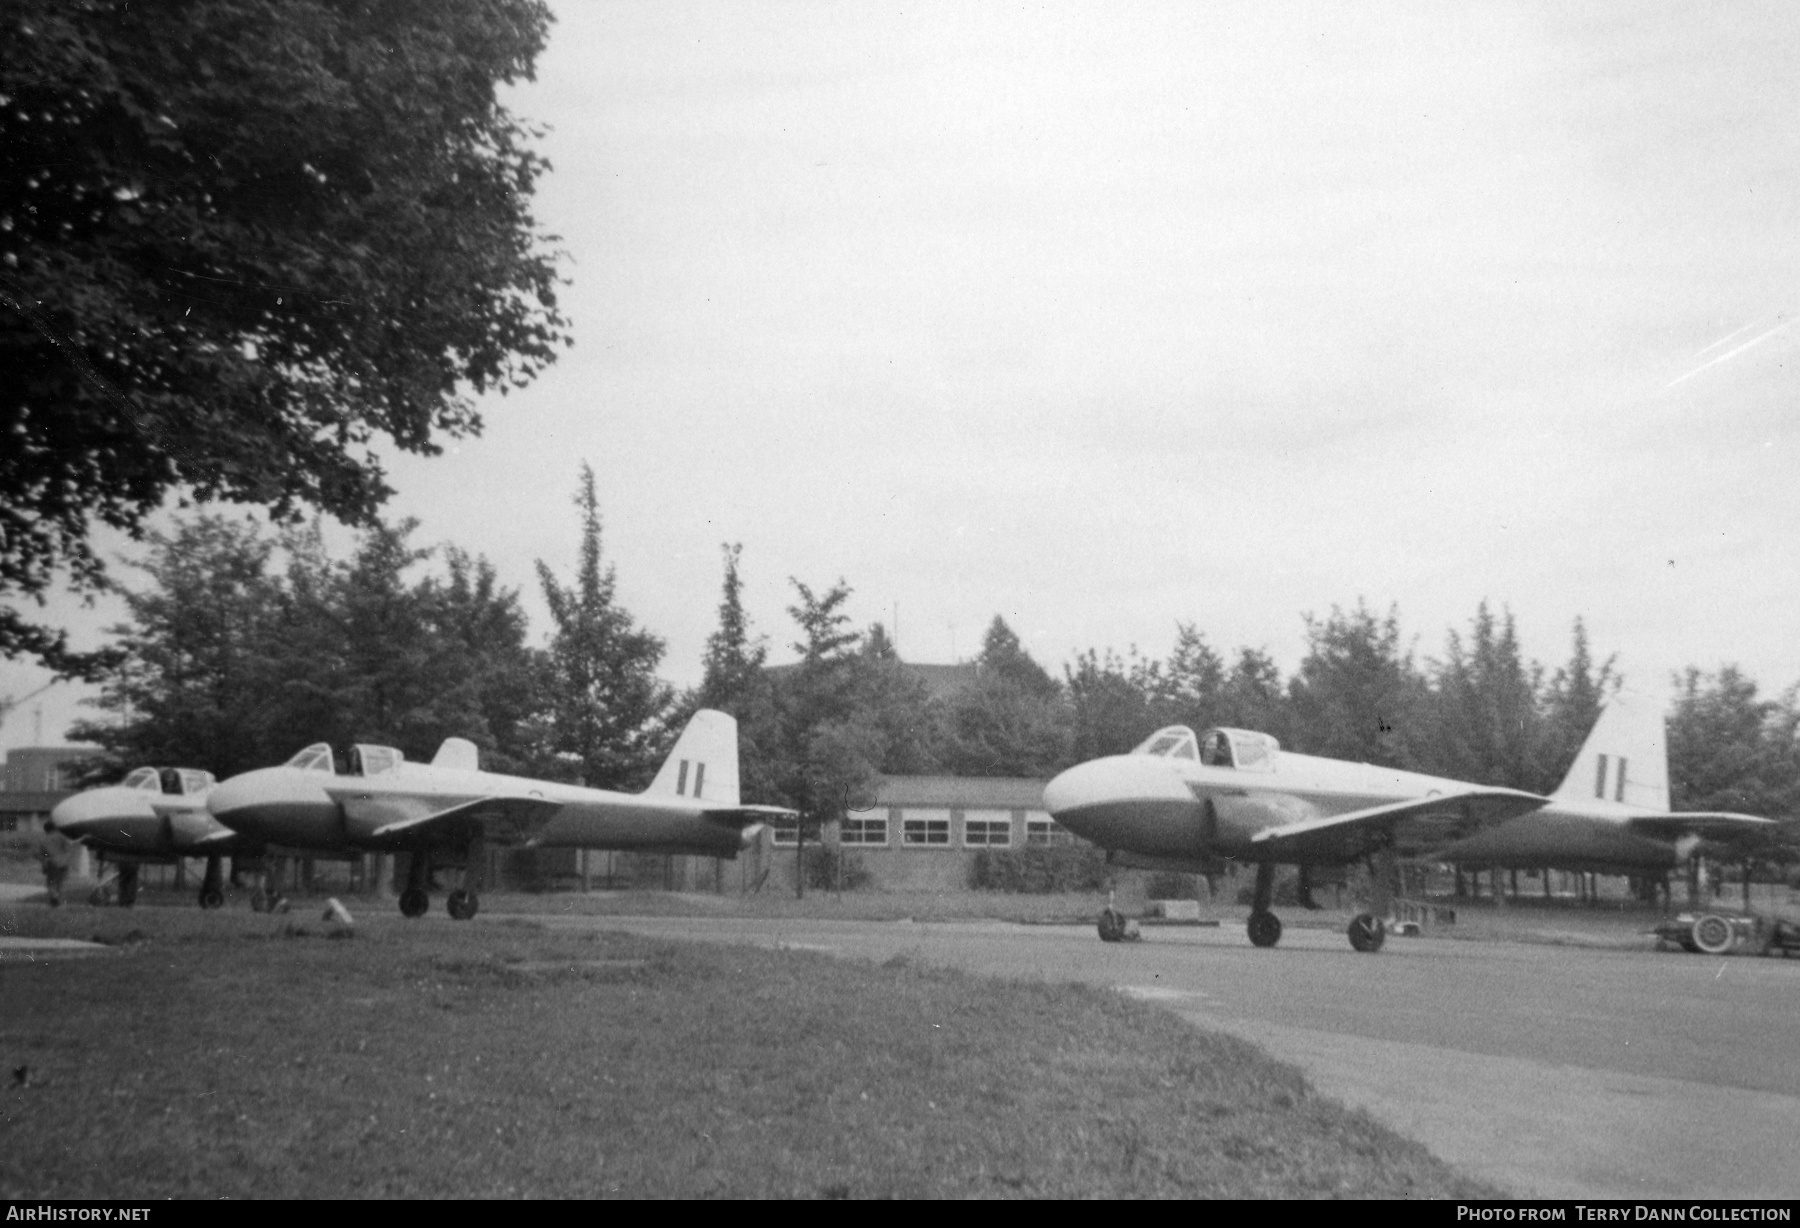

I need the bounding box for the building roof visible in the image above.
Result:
[875,774,1048,809]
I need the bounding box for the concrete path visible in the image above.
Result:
[511,912,1800,1200]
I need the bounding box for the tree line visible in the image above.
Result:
[71,468,1800,838]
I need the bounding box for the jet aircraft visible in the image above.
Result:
[1428,692,1775,881]
[1043,725,1548,952]
[50,767,258,909]
[206,709,794,919]
[1042,695,1776,953]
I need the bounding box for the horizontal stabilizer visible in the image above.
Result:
[1252,788,1548,862]
[698,803,798,829]
[1625,811,1777,842]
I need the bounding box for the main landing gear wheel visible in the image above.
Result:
[118,865,139,908]
[1691,913,1735,955]
[399,887,430,919]
[198,888,225,910]
[446,889,479,921]
[1347,913,1386,953]
[1247,910,1282,948]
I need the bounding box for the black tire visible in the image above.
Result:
[118,871,138,908]
[1247,910,1282,948]
[198,888,225,910]
[1097,908,1127,943]
[1691,914,1735,955]
[399,887,430,919]
[446,889,479,921]
[1348,913,1387,953]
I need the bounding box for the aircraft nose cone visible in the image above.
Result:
[1043,755,1203,848]
[207,768,335,846]
[51,788,145,838]
[206,772,265,826]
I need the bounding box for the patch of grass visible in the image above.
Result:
[0,906,1499,1199]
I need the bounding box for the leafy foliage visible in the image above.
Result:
[532,466,673,789]
[70,514,541,777]
[2,0,566,670]
[967,845,1109,893]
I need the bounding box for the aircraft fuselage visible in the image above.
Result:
[1044,747,1491,867]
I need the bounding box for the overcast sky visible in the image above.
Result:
[5,0,1798,751]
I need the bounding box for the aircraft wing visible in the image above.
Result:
[326,790,565,845]
[1625,811,1778,843]
[1250,788,1549,863]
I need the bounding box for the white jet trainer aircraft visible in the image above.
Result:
[207,709,794,920]
[1041,694,1774,953]
[51,767,255,908]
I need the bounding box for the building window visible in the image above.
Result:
[962,809,1013,847]
[1594,753,1608,800]
[902,815,950,846]
[841,814,889,846]
[1026,813,1076,846]
[771,814,799,845]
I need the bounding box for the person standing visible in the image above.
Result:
[37,817,74,907]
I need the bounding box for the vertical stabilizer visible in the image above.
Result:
[644,709,741,805]
[1552,693,1670,812]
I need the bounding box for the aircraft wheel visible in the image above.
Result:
[1247,910,1282,948]
[1691,913,1735,955]
[399,887,430,919]
[250,890,268,914]
[118,869,138,908]
[446,889,479,921]
[1348,913,1386,953]
[1097,908,1127,943]
[198,888,225,911]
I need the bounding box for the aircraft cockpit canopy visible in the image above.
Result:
[1132,726,1200,761]
[1199,727,1281,772]
[349,745,404,777]
[284,744,336,774]
[123,767,161,791]
[156,768,215,795]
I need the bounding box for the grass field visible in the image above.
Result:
[0,904,1502,1199]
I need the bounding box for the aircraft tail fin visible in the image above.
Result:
[431,738,480,772]
[644,710,741,805]
[1551,692,1671,812]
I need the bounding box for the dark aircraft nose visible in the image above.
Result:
[1043,755,1205,850]
[207,768,337,845]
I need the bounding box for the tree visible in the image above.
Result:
[696,544,767,714]
[692,542,782,803]
[1286,602,1423,767]
[1218,647,1288,739]
[934,616,1068,776]
[1667,666,1782,815]
[1146,622,1228,732]
[1,0,568,671]
[1065,648,1155,763]
[1539,618,1617,791]
[1422,603,1546,788]
[532,467,673,789]
[763,578,883,894]
[70,515,284,779]
[73,513,544,776]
